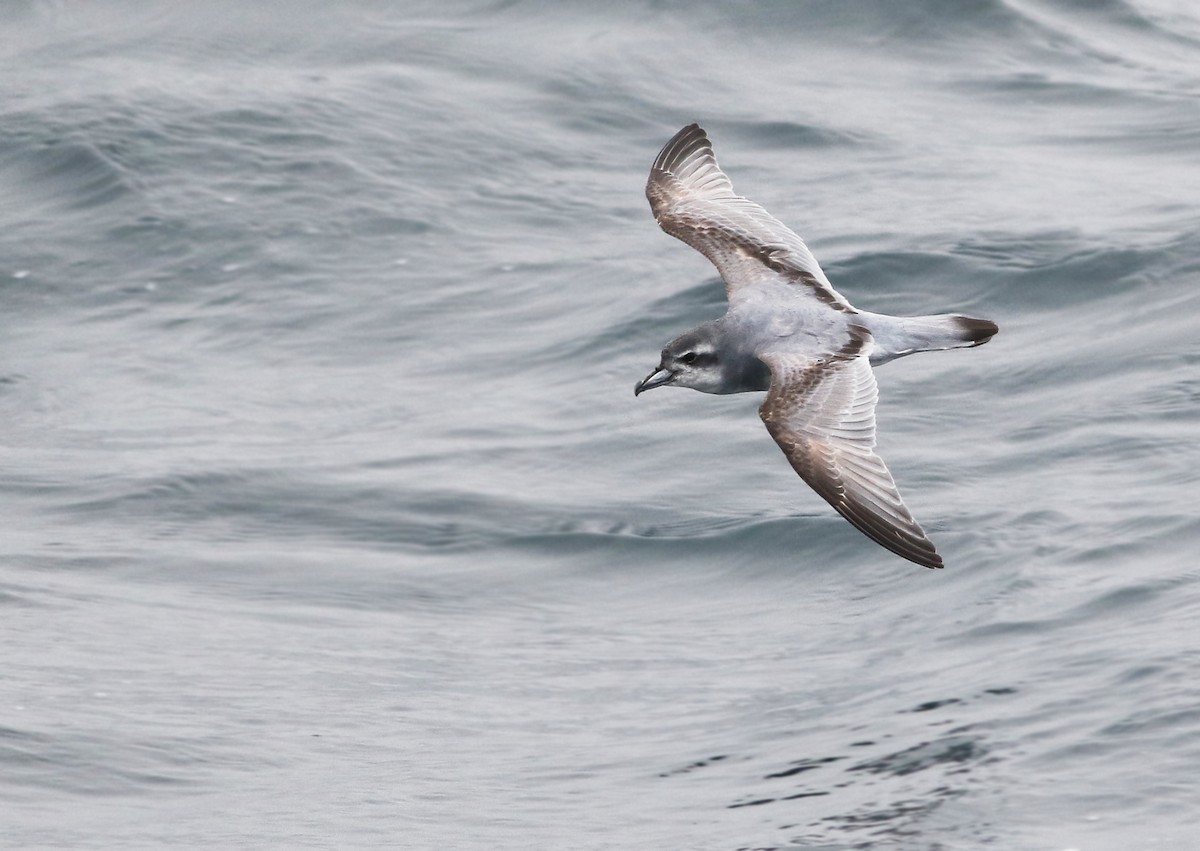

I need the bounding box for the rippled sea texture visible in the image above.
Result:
[3,1,1199,848]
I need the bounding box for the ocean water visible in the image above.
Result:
[2,1,1199,848]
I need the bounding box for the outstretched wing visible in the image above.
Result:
[757,331,943,569]
[646,124,856,313]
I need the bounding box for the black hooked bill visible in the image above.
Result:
[634,367,674,396]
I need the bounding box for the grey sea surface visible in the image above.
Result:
[3,1,1199,848]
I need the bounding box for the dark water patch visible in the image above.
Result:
[700,0,1032,48]
[505,512,893,578]
[1066,572,1199,619]
[848,734,984,777]
[1146,374,1200,417]
[728,796,777,809]
[950,229,1092,269]
[346,213,433,237]
[538,75,669,139]
[54,465,789,559]
[0,590,30,606]
[658,753,729,778]
[1036,112,1200,156]
[826,248,999,316]
[723,119,873,151]
[966,569,1200,651]
[959,72,1128,102]
[962,617,1066,641]
[0,727,203,797]
[546,276,728,363]
[206,107,307,135]
[835,235,1164,318]
[1037,0,1200,51]
[16,551,138,575]
[623,276,728,318]
[0,139,136,213]
[908,698,963,713]
[782,738,993,844]
[1099,706,1200,738]
[59,471,555,553]
[706,726,994,846]
[1058,514,1200,571]
[1114,664,1166,685]
[764,756,844,780]
[0,583,48,608]
[811,786,967,843]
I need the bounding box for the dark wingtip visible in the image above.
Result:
[956,316,999,346]
[652,124,710,174]
[903,544,943,569]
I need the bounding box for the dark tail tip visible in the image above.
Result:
[955,316,999,346]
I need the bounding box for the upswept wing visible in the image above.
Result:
[757,331,943,569]
[646,124,856,312]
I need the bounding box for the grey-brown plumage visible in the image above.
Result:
[636,124,998,570]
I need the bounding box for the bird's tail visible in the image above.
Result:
[866,313,998,363]
[901,314,997,349]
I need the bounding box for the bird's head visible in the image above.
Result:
[634,326,725,396]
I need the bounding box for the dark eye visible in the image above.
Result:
[680,352,698,364]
